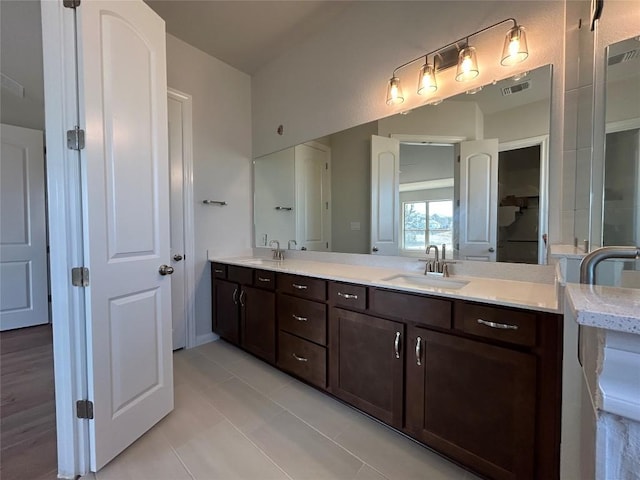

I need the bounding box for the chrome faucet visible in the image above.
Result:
[288,239,297,250]
[425,244,453,276]
[579,246,640,284]
[269,240,284,260]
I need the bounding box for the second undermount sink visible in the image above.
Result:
[381,274,469,290]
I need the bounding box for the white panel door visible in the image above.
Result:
[77,1,173,470]
[459,139,499,261]
[295,143,330,251]
[370,135,400,255]
[0,124,48,331]
[168,96,185,350]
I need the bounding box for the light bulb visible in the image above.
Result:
[501,25,528,66]
[455,46,479,82]
[417,63,437,95]
[386,76,404,105]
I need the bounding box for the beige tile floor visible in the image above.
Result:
[84,340,481,480]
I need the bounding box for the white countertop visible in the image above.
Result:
[565,283,640,335]
[210,256,560,313]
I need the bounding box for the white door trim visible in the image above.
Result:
[167,88,196,349]
[499,135,550,264]
[41,1,90,477]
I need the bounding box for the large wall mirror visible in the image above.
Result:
[254,64,552,264]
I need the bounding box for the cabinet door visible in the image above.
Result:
[329,308,404,428]
[241,286,276,363]
[213,279,240,345]
[406,327,537,480]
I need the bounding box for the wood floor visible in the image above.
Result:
[0,325,57,480]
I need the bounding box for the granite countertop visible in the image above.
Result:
[210,256,560,313]
[565,283,640,335]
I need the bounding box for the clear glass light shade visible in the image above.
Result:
[386,76,404,105]
[455,46,479,82]
[417,63,438,95]
[501,25,528,65]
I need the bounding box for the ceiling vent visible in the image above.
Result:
[608,49,640,66]
[501,80,531,96]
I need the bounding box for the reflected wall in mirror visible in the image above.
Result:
[602,36,640,286]
[254,65,552,264]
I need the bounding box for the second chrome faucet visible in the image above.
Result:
[425,244,451,276]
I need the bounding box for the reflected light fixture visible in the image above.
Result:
[385,18,529,105]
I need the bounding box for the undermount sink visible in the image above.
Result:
[381,273,469,290]
[239,258,284,266]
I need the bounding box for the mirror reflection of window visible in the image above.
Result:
[402,200,453,253]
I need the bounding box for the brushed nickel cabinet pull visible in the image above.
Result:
[214,269,223,274]
[394,331,401,359]
[257,276,271,282]
[337,292,358,300]
[292,314,308,322]
[232,288,239,305]
[292,283,308,290]
[292,353,308,362]
[476,318,518,330]
[239,290,246,307]
[415,336,422,366]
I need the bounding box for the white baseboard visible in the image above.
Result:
[195,332,219,347]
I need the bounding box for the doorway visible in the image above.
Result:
[497,145,542,264]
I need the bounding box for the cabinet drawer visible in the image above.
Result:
[455,302,537,347]
[329,282,367,310]
[278,331,326,389]
[278,273,327,301]
[228,265,253,285]
[278,294,327,345]
[211,262,227,279]
[370,288,451,330]
[254,269,276,290]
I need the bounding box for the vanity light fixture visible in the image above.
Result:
[386,18,529,105]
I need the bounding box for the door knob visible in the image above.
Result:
[173,254,183,261]
[159,264,174,275]
[488,247,495,253]
[372,246,379,252]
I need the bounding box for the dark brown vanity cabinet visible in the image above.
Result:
[405,326,537,480]
[329,308,404,428]
[211,264,276,362]
[276,274,328,388]
[211,263,562,480]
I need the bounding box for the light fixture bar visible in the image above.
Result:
[386,17,528,105]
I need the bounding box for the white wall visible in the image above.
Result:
[399,145,454,184]
[252,1,566,243]
[0,0,45,130]
[485,98,550,142]
[166,35,252,340]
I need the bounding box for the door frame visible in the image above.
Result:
[167,88,196,349]
[41,1,91,477]
[498,135,550,264]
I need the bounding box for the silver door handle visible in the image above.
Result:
[292,283,308,290]
[173,254,183,261]
[292,314,308,322]
[488,247,495,253]
[337,292,358,300]
[415,336,422,366]
[292,353,308,362]
[394,331,401,359]
[159,264,174,275]
[476,318,518,330]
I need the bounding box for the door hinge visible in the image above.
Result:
[457,155,460,163]
[71,267,90,287]
[66,126,85,150]
[456,199,460,207]
[76,400,94,419]
[63,0,81,8]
